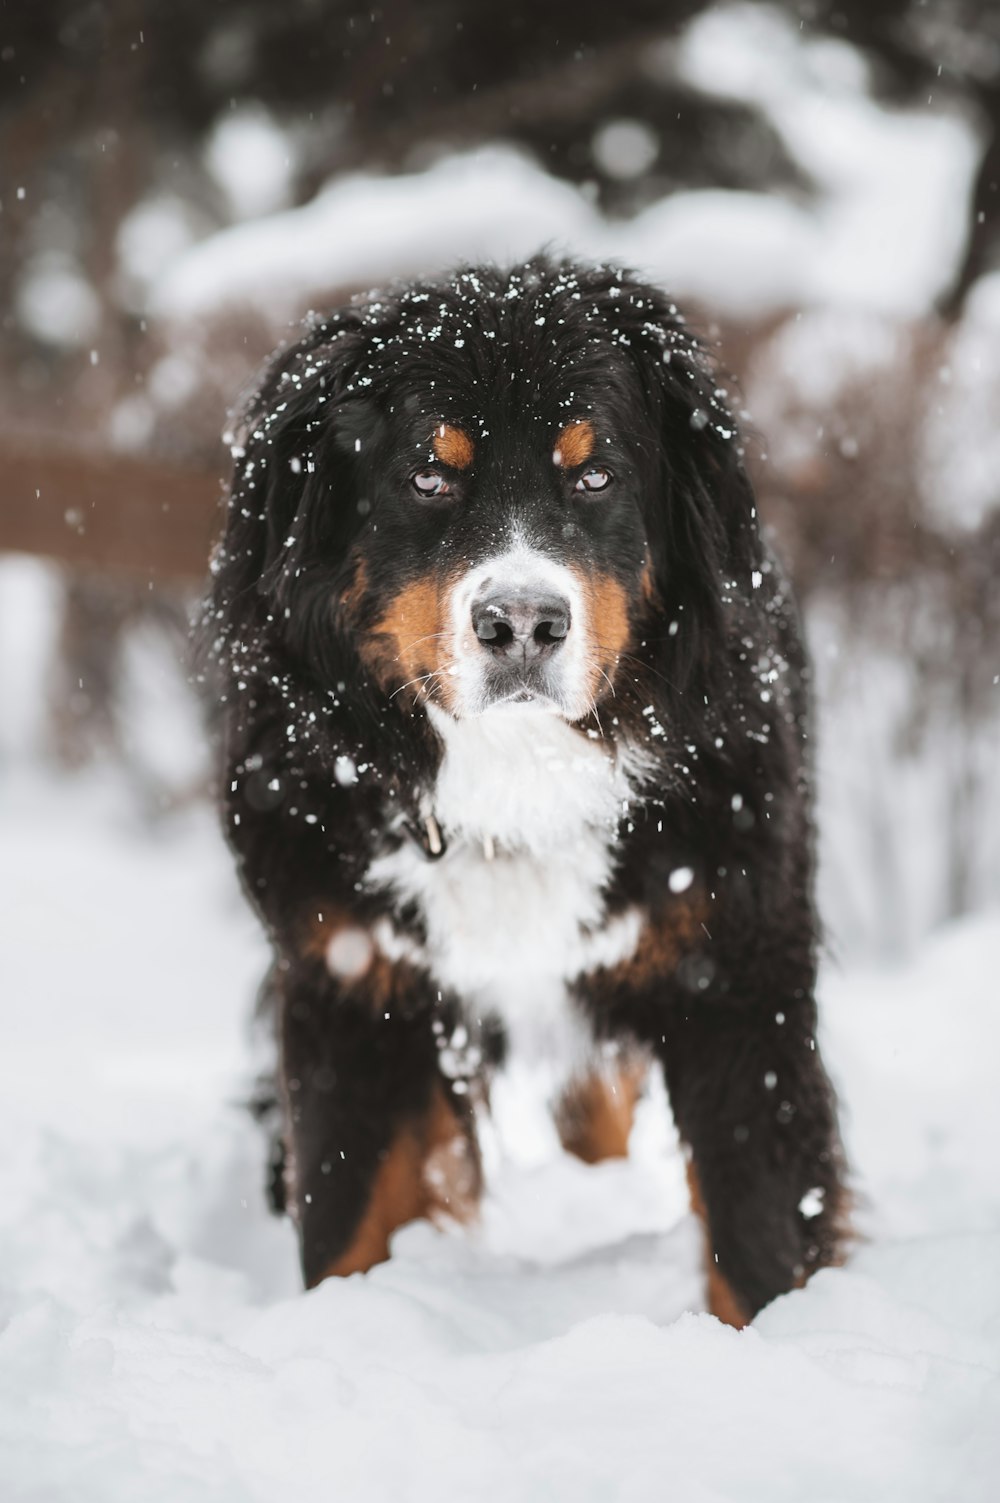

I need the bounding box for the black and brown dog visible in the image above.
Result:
[205,257,846,1325]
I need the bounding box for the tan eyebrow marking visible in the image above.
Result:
[431,423,474,470]
[552,419,595,469]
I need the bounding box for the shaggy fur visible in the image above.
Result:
[204,257,846,1322]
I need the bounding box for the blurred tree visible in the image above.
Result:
[780,0,1000,309]
[3,0,997,392]
[0,1,801,352]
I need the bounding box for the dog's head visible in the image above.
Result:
[214,259,759,726]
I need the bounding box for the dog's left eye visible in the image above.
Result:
[574,467,612,493]
[411,469,451,498]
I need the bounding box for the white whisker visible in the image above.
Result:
[390,671,438,701]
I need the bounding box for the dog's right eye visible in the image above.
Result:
[411,469,451,498]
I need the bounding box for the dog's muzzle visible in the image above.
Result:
[469,582,572,707]
[447,546,589,717]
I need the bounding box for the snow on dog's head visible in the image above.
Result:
[212,257,758,732]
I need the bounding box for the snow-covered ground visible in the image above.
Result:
[1,558,998,1501]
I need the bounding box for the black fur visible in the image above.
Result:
[204,257,846,1316]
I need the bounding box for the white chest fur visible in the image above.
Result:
[366,706,642,1058]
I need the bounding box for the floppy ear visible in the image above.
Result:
[209,308,369,631]
[589,270,762,675]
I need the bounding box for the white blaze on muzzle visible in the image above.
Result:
[444,544,593,719]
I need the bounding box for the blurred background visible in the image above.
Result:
[2,0,999,960]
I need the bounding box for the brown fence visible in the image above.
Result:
[0,441,223,582]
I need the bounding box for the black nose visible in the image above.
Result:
[472,591,571,661]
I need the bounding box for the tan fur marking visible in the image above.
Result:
[317,1086,482,1281]
[686,1163,751,1328]
[421,1086,483,1221]
[588,572,630,657]
[554,419,595,469]
[577,569,631,703]
[556,1061,648,1164]
[707,1266,752,1329]
[432,423,474,470]
[320,1127,428,1279]
[306,908,417,1012]
[338,555,369,627]
[604,897,708,991]
[363,574,457,708]
[377,576,442,680]
[639,557,658,607]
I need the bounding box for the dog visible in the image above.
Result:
[205,256,846,1325]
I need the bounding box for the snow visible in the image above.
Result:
[204,106,296,222]
[591,118,660,180]
[748,305,906,412]
[924,270,1000,533]
[1,556,998,1500]
[116,196,204,308]
[153,7,977,327]
[679,2,978,313]
[15,254,101,349]
[155,147,598,321]
[809,606,1000,960]
[154,131,970,324]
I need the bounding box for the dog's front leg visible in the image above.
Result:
[277,957,481,1287]
[658,991,847,1326]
